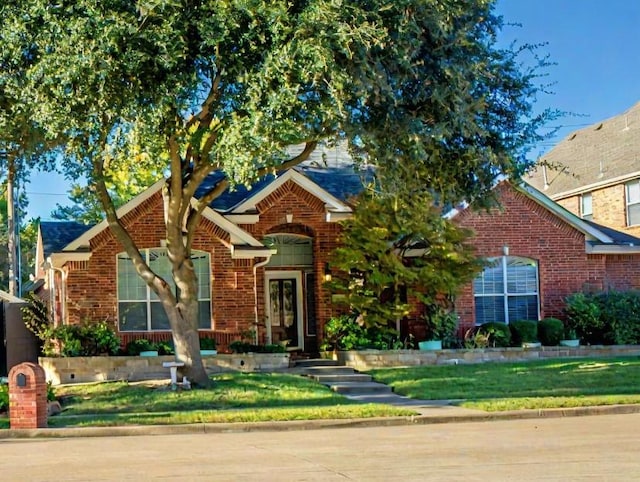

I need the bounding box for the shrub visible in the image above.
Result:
[464,326,490,349]
[565,292,604,344]
[320,314,399,351]
[155,340,175,356]
[509,320,538,344]
[228,341,286,354]
[422,309,459,348]
[199,337,217,350]
[0,383,7,412]
[126,338,157,356]
[596,290,640,345]
[538,318,564,346]
[477,322,511,347]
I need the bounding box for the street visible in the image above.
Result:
[1,414,639,481]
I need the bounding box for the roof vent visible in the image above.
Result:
[623,115,630,131]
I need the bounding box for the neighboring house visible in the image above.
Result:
[453,181,640,333]
[526,101,640,236]
[34,145,370,353]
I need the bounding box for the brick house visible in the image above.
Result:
[33,145,640,352]
[526,100,640,237]
[453,181,640,333]
[34,146,370,353]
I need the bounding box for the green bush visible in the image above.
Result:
[320,314,399,351]
[228,341,286,354]
[126,338,157,355]
[565,292,605,344]
[422,309,459,348]
[509,320,538,344]
[477,322,511,347]
[155,340,175,356]
[199,337,217,350]
[538,318,564,346]
[565,290,640,345]
[0,383,7,412]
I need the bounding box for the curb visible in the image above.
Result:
[1,403,639,439]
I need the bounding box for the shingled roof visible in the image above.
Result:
[197,143,372,212]
[40,221,92,258]
[526,101,640,199]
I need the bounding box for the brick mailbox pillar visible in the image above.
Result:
[8,362,48,429]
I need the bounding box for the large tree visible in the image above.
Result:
[0,0,551,385]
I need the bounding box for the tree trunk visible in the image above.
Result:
[7,156,17,297]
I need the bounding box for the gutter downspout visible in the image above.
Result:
[253,255,273,345]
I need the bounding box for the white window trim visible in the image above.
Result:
[580,192,593,220]
[474,256,540,325]
[117,248,211,331]
[626,180,640,227]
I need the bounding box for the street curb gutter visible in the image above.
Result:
[1,404,639,439]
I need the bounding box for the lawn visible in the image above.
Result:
[369,356,640,411]
[0,372,413,429]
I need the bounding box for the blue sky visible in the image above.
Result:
[24,1,640,220]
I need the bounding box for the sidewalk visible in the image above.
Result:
[2,400,639,439]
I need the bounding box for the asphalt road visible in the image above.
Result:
[2,414,639,481]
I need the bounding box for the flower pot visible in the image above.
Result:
[521,342,541,349]
[419,340,442,350]
[200,349,217,356]
[560,339,580,347]
[139,350,159,357]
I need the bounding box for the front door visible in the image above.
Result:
[265,271,304,350]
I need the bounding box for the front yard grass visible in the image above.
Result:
[369,356,640,411]
[0,372,413,429]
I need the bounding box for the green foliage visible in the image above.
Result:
[565,290,640,345]
[422,309,459,348]
[565,292,604,344]
[2,0,556,380]
[537,318,565,346]
[21,292,52,354]
[330,191,483,329]
[155,340,175,356]
[199,337,217,350]
[0,383,7,412]
[320,314,400,351]
[477,322,512,347]
[228,341,286,354]
[509,320,539,345]
[464,327,490,349]
[126,339,157,356]
[45,320,120,357]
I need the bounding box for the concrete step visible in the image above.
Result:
[310,373,373,384]
[294,358,339,368]
[327,381,393,395]
[293,366,358,376]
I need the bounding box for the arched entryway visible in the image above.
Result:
[263,233,316,351]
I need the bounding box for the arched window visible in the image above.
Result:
[263,234,313,267]
[473,256,539,324]
[117,249,211,331]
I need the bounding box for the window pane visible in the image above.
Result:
[117,254,147,301]
[627,181,640,204]
[581,193,592,217]
[507,295,539,321]
[149,250,175,301]
[629,204,640,226]
[474,296,505,324]
[473,263,503,295]
[192,252,211,300]
[264,235,313,267]
[150,303,171,330]
[118,302,147,331]
[198,301,211,329]
[506,258,537,293]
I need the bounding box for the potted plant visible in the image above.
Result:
[200,337,217,356]
[560,328,580,347]
[126,338,158,357]
[419,308,458,350]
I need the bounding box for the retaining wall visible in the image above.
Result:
[40,353,291,385]
[337,345,640,371]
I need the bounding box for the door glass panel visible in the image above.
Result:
[269,280,281,326]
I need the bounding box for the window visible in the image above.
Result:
[263,234,313,267]
[580,192,593,221]
[626,180,640,226]
[473,256,539,324]
[117,249,211,331]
